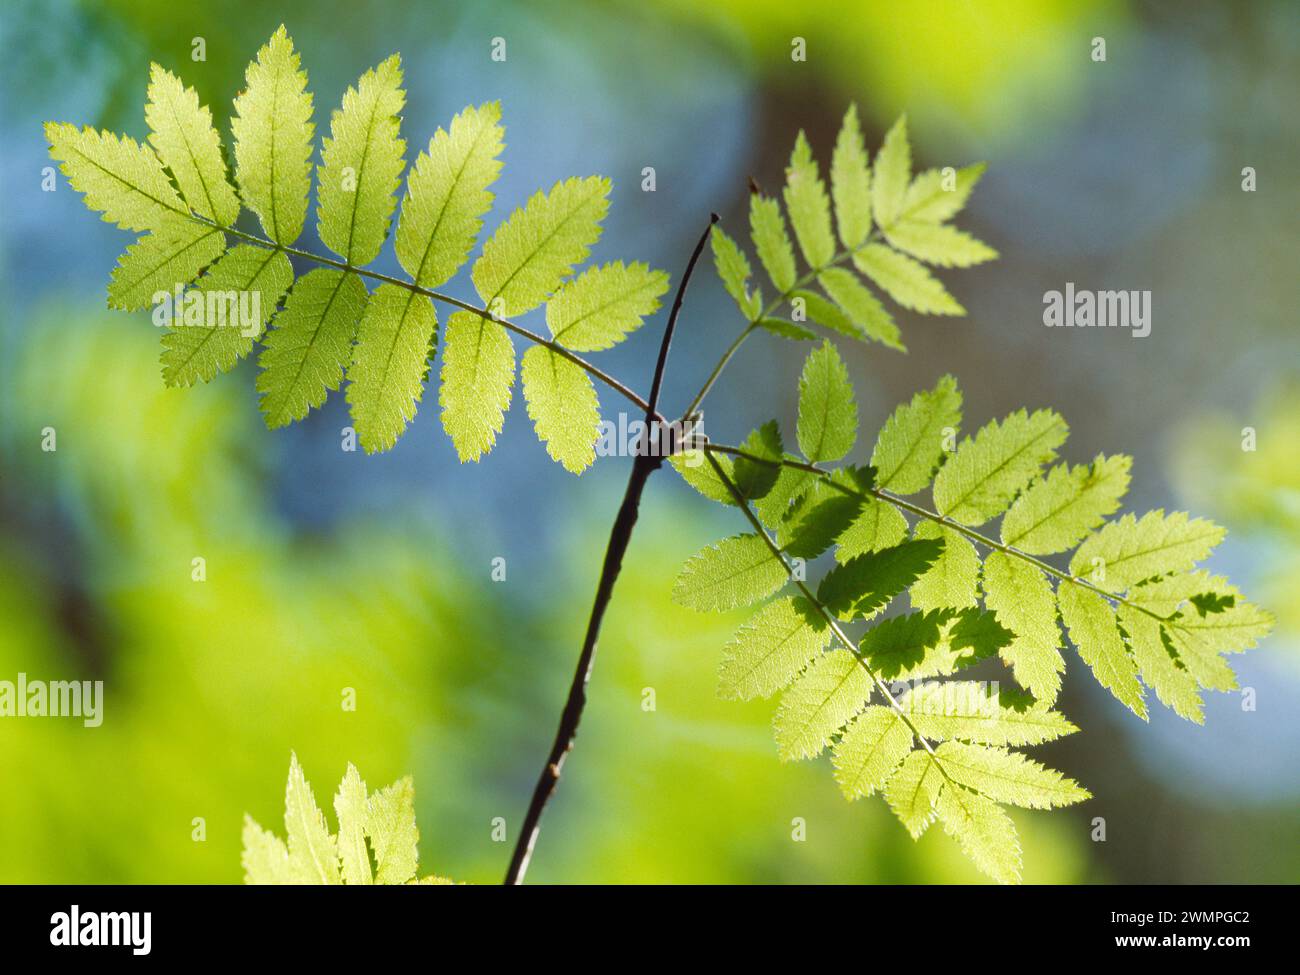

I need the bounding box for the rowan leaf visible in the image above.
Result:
[832,706,912,799]
[1070,510,1226,593]
[232,25,315,245]
[345,284,437,454]
[932,409,1069,526]
[908,521,981,613]
[750,194,797,293]
[546,261,669,352]
[717,596,830,701]
[817,267,903,350]
[982,551,1065,705]
[45,122,188,233]
[107,220,225,312]
[521,345,600,473]
[901,163,985,223]
[472,175,609,316]
[884,220,997,268]
[835,498,909,562]
[1002,454,1132,555]
[1057,582,1148,719]
[871,375,963,494]
[796,341,857,462]
[935,741,1090,809]
[871,114,911,230]
[256,268,368,428]
[711,225,759,320]
[830,103,872,249]
[438,310,515,462]
[396,101,505,288]
[161,244,294,387]
[283,753,341,884]
[819,539,945,620]
[934,784,1021,885]
[885,750,943,838]
[316,54,407,266]
[899,682,1079,747]
[853,243,963,315]
[773,648,874,761]
[145,64,240,224]
[672,533,788,612]
[334,764,373,885]
[784,131,835,269]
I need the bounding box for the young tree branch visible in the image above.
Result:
[503,215,718,885]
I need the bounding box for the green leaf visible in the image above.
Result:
[1118,608,1204,724]
[948,608,1015,667]
[672,533,788,612]
[857,609,955,680]
[934,784,1021,885]
[145,64,240,224]
[717,596,830,700]
[1001,454,1132,555]
[333,764,373,885]
[756,317,818,341]
[817,267,903,350]
[835,498,909,563]
[982,551,1065,705]
[711,225,758,320]
[755,460,816,527]
[316,54,407,266]
[1057,582,1148,718]
[885,750,943,838]
[395,102,505,288]
[232,26,315,245]
[832,706,912,799]
[107,221,225,311]
[830,103,872,250]
[256,268,368,428]
[899,682,1079,746]
[45,122,188,233]
[773,648,873,761]
[853,243,964,315]
[366,775,419,885]
[1130,573,1271,691]
[1069,510,1226,593]
[784,131,836,269]
[871,375,963,494]
[546,261,669,352]
[791,288,866,342]
[908,521,981,613]
[935,741,1090,809]
[819,538,944,620]
[796,341,857,462]
[871,114,911,230]
[901,163,985,223]
[241,817,291,885]
[781,487,862,560]
[884,220,997,268]
[932,408,1069,526]
[344,284,437,454]
[520,345,600,474]
[472,175,610,316]
[284,753,341,884]
[732,421,783,501]
[749,194,797,293]
[161,245,294,387]
[672,450,737,506]
[438,310,515,462]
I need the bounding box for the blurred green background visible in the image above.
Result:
[1,0,1296,883]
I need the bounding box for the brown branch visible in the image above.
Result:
[503,214,719,885]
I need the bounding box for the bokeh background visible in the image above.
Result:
[1,0,1297,883]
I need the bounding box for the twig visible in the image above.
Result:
[502,215,718,885]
